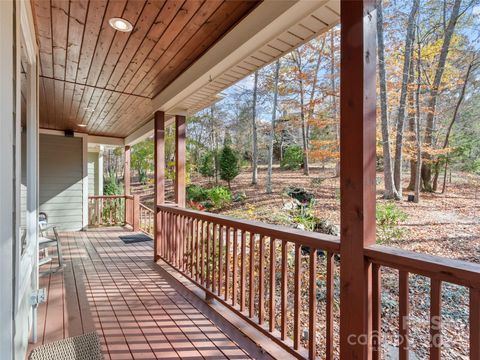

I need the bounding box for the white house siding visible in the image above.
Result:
[88,152,99,196]
[39,134,84,230]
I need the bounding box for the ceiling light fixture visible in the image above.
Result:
[109,17,133,32]
[77,123,87,128]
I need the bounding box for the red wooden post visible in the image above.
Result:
[132,195,140,232]
[175,114,186,207]
[339,0,377,359]
[154,111,165,261]
[124,146,131,226]
[124,145,131,195]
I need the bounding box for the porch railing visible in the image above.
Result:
[157,204,340,359]
[139,203,154,236]
[88,195,140,229]
[156,204,480,359]
[365,245,480,360]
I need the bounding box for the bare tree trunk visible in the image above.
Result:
[414,41,422,203]
[377,0,399,198]
[407,54,416,191]
[433,57,474,191]
[300,79,309,176]
[393,0,420,198]
[422,0,462,191]
[441,154,449,193]
[251,71,259,185]
[330,30,340,178]
[266,61,280,194]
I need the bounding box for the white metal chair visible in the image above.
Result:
[39,212,64,272]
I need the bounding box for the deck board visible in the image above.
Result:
[28,228,253,360]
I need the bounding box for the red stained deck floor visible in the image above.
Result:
[29,228,253,360]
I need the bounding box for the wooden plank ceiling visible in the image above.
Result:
[33,0,259,138]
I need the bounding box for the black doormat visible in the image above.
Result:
[119,233,152,244]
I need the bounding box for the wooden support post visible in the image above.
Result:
[339,1,377,359]
[132,195,140,232]
[154,111,166,261]
[175,114,186,207]
[124,145,131,196]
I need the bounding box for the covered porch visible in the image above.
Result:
[31,227,264,360]
[1,0,479,359]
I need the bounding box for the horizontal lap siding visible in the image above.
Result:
[87,152,99,196]
[39,134,83,230]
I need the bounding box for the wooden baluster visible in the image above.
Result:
[240,230,247,312]
[259,235,265,325]
[99,199,103,225]
[189,218,194,276]
[162,211,166,258]
[372,263,382,360]
[294,243,301,350]
[109,198,113,224]
[326,252,335,360]
[171,213,175,263]
[225,227,231,301]
[195,219,200,282]
[309,248,317,360]
[206,222,211,289]
[218,226,223,296]
[200,220,204,285]
[181,215,185,270]
[249,233,255,318]
[470,288,480,360]
[167,211,170,259]
[178,215,183,268]
[114,198,118,224]
[212,224,217,293]
[399,271,409,360]
[281,240,288,341]
[430,279,442,360]
[232,229,238,306]
[269,238,276,332]
[174,214,177,264]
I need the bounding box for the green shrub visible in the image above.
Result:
[104,175,122,195]
[186,184,209,202]
[280,145,304,170]
[376,203,408,243]
[219,145,240,188]
[208,186,232,208]
[186,185,232,210]
[199,150,216,179]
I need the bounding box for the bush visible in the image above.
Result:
[104,175,122,195]
[186,184,209,202]
[186,185,232,210]
[199,150,216,179]
[376,203,408,243]
[280,145,304,170]
[208,186,232,208]
[219,146,240,188]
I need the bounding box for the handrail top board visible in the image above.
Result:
[140,203,154,212]
[89,195,129,199]
[157,204,340,251]
[366,244,480,288]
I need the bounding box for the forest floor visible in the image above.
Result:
[135,165,480,359]
[211,165,480,263]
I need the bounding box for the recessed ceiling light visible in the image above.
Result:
[78,123,87,128]
[109,17,133,32]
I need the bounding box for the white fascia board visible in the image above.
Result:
[87,135,124,147]
[39,129,124,146]
[151,0,329,113]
